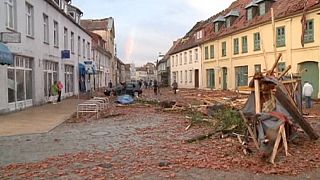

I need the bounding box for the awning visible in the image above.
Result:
[79,62,86,76]
[0,42,13,65]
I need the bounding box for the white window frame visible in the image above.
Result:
[64,27,68,50]
[25,2,34,37]
[53,21,59,47]
[189,70,193,83]
[5,0,15,30]
[195,49,198,62]
[71,32,75,53]
[43,14,49,43]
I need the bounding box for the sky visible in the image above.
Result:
[73,0,235,66]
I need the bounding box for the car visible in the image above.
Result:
[104,82,142,97]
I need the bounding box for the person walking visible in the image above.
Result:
[302,81,314,108]
[153,80,158,95]
[108,80,113,89]
[172,80,178,94]
[57,81,63,103]
[51,81,59,104]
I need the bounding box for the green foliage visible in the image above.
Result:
[213,109,246,134]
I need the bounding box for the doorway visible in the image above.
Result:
[195,69,199,88]
[222,67,228,90]
[298,61,319,98]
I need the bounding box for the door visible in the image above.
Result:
[299,61,319,98]
[195,69,199,88]
[222,67,228,90]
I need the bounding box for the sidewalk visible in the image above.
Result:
[0,99,83,137]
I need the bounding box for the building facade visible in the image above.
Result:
[169,0,320,98]
[0,0,91,113]
[80,17,116,84]
[201,0,320,98]
[90,32,112,90]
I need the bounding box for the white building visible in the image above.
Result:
[0,0,92,113]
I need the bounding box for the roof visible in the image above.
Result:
[224,10,240,17]
[80,18,114,31]
[170,0,320,55]
[67,4,83,15]
[44,0,91,37]
[90,32,112,58]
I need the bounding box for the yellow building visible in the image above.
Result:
[200,0,320,97]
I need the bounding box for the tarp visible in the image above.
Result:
[117,95,134,104]
[0,42,13,65]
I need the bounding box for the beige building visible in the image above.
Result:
[169,0,320,98]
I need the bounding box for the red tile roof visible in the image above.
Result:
[171,0,320,55]
[80,18,113,31]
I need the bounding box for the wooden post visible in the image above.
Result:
[271,8,278,77]
[240,111,260,150]
[269,53,282,75]
[270,125,287,164]
[259,27,268,70]
[278,65,292,79]
[254,79,261,114]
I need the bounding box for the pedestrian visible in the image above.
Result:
[138,80,142,88]
[153,80,158,95]
[302,81,314,108]
[57,81,63,103]
[51,81,59,104]
[172,80,178,94]
[149,80,153,89]
[144,81,148,89]
[108,80,113,89]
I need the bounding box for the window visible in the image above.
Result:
[189,51,192,64]
[8,56,33,103]
[304,19,314,43]
[222,42,226,57]
[195,49,199,61]
[235,66,248,87]
[180,71,182,83]
[64,27,68,49]
[214,23,219,33]
[25,3,34,37]
[189,70,193,83]
[234,38,239,55]
[205,46,209,60]
[64,65,74,93]
[171,56,174,67]
[184,52,187,64]
[259,2,266,16]
[185,70,187,84]
[53,21,59,47]
[53,0,60,6]
[276,26,286,47]
[210,45,214,58]
[254,33,261,51]
[226,18,231,28]
[255,64,261,73]
[175,55,178,66]
[43,14,49,43]
[278,62,286,72]
[71,32,74,53]
[87,42,91,59]
[82,39,86,58]
[207,69,215,88]
[242,36,248,53]
[77,36,81,56]
[179,53,182,65]
[196,31,203,39]
[247,8,253,21]
[5,0,16,29]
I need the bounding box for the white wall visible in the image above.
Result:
[0,0,91,112]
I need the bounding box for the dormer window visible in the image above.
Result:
[213,16,226,33]
[224,10,240,28]
[245,1,258,21]
[196,30,203,40]
[256,0,275,16]
[69,12,75,18]
[53,0,60,6]
[259,2,266,15]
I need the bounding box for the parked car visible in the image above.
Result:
[104,82,142,97]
